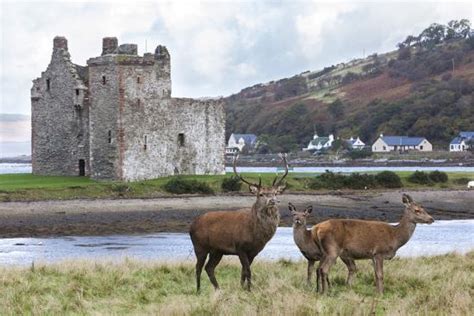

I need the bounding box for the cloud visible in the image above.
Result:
[0,0,472,117]
[0,114,30,142]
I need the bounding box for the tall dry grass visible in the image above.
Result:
[0,252,472,315]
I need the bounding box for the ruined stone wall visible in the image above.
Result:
[31,37,90,176]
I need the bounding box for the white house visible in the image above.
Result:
[304,134,335,151]
[226,133,258,153]
[345,137,365,150]
[372,135,432,152]
[449,131,474,152]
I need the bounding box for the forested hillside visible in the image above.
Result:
[224,20,474,152]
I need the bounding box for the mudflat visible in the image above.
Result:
[0,190,472,237]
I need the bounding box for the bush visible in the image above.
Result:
[408,171,432,185]
[428,170,448,183]
[221,176,242,192]
[163,177,214,194]
[453,177,470,185]
[345,148,373,160]
[375,171,403,188]
[309,171,378,190]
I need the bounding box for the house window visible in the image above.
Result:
[102,76,106,85]
[420,146,423,150]
[108,130,112,144]
[137,77,141,84]
[75,89,80,96]
[144,135,147,150]
[178,133,185,147]
[383,146,386,150]
[46,79,50,91]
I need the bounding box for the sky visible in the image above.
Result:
[0,0,472,149]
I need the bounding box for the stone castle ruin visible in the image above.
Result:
[31,37,225,181]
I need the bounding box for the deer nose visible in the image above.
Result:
[428,216,434,224]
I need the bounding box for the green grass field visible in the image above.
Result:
[0,171,472,202]
[0,252,472,314]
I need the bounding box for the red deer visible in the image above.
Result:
[313,194,434,294]
[189,154,288,291]
[289,203,357,286]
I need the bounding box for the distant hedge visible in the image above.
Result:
[308,170,402,190]
[221,176,242,192]
[163,177,214,194]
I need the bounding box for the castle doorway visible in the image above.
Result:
[78,159,85,176]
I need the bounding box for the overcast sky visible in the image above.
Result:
[0,0,472,132]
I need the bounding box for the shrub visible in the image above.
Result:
[428,170,448,183]
[453,177,470,185]
[163,177,214,194]
[344,173,377,189]
[221,176,242,192]
[408,171,432,185]
[345,148,372,160]
[111,184,131,196]
[375,171,403,188]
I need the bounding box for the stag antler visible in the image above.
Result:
[272,153,289,187]
[233,155,260,187]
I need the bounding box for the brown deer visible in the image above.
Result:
[312,193,434,294]
[289,203,357,287]
[189,154,288,292]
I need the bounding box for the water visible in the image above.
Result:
[0,220,472,266]
[1,163,474,175]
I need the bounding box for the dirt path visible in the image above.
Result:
[0,190,472,237]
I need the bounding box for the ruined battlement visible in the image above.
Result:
[31,36,225,181]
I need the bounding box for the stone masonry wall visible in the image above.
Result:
[31,37,90,176]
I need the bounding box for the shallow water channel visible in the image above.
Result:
[0,220,472,266]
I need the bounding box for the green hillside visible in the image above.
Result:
[224,20,474,151]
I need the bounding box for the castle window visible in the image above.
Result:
[108,130,112,144]
[137,99,141,106]
[75,89,80,96]
[102,76,106,85]
[46,79,50,91]
[137,77,141,84]
[178,133,185,147]
[144,135,148,150]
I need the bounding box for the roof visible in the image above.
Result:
[231,133,257,145]
[381,136,426,146]
[450,137,464,145]
[459,131,474,139]
[310,137,330,146]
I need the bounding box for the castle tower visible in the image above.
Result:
[31,36,90,176]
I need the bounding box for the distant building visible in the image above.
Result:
[226,133,258,153]
[345,137,365,150]
[304,133,335,151]
[450,131,474,152]
[372,135,432,152]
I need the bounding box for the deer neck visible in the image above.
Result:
[293,224,311,247]
[251,203,280,237]
[394,211,416,248]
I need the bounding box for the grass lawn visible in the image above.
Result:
[0,171,472,202]
[0,252,472,314]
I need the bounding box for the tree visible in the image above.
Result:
[328,99,344,119]
[419,23,446,49]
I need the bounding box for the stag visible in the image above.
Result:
[189,154,289,291]
[313,194,434,294]
[289,203,357,286]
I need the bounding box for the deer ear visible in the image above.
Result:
[288,202,296,213]
[402,194,412,205]
[276,184,286,194]
[305,205,313,215]
[249,184,259,194]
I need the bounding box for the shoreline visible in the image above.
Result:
[0,190,472,238]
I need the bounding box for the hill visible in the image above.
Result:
[224,20,474,152]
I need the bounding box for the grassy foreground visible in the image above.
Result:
[0,171,473,201]
[0,252,472,315]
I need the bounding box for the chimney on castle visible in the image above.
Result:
[102,37,118,55]
[53,36,68,51]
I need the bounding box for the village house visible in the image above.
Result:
[372,135,432,152]
[449,131,474,152]
[226,133,258,154]
[304,133,334,151]
[345,137,365,150]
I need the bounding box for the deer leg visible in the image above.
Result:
[372,255,384,295]
[238,252,252,291]
[195,251,208,292]
[205,252,223,290]
[341,257,357,286]
[307,259,315,286]
[318,254,337,294]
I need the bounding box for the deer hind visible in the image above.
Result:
[289,203,357,287]
[189,154,289,291]
[313,193,434,294]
